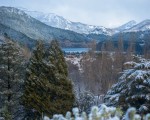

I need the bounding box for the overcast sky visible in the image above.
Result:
[0,0,150,28]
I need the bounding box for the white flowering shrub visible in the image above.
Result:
[43,105,150,120]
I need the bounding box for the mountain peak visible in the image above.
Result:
[0,6,88,43]
[125,19,150,32]
[115,20,137,32]
[127,20,137,24]
[1,6,150,36]
[21,9,112,35]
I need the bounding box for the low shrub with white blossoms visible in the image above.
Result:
[44,104,150,120]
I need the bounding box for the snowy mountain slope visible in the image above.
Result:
[22,9,113,35]
[114,20,137,33]
[0,6,89,43]
[18,7,150,35]
[0,22,36,47]
[1,6,150,49]
[124,19,150,32]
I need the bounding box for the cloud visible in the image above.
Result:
[0,0,150,27]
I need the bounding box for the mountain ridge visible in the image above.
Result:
[0,6,150,50]
[21,8,150,35]
[114,20,137,33]
[22,8,113,35]
[0,6,89,43]
[124,19,150,32]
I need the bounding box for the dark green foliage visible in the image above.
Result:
[45,40,75,116]
[22,41,49,118]
[46,40,68,76]
[104,56,150,114]
[0,38,25,119]
[23,40,74,118]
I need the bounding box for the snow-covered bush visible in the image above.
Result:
[104,56,150,114]
[125,108,141,120]
[44,105,150,120]
[75,91,96,113]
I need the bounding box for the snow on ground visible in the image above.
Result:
[65,55,83,71]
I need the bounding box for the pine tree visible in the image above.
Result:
[45,40,75,116]
[22,41,50,119]
[104,56,150,114]
[23,40,74,118]
[0,38,25,119]
[46,40,68,76]
[40,59,75,116]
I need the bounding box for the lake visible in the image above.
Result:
[62,48,90,53]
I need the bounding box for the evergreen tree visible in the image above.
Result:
[40,59,75,116]
[23,40,74,118]
[22,41,49,119]
[44,40,75,116]
[0,39,25,119]
[104,56,150,114]
[46,40,68,76]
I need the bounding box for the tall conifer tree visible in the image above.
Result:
[46,40,68,76]
[23,40,74,118]
[45,40,75,116]
[0,37,25,120]
[23,41,50,118]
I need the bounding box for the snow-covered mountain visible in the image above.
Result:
[0,6,89,44]
[114,20,137,32]
[18,8,150,35]
[21,9,113,35]
[2,7,150,38]
[125,19,150,32]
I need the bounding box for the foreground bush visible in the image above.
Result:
[44,105,150,120]
[105,56,150,114]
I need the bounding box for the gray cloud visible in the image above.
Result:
[0,0,150,27]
